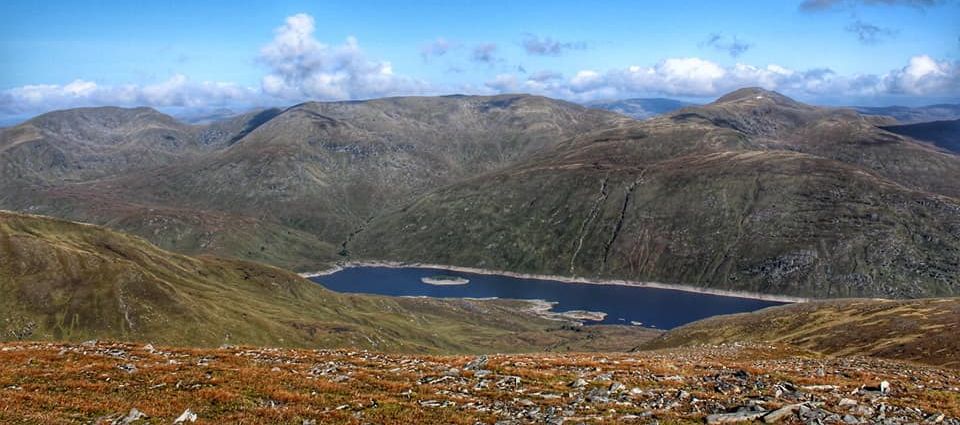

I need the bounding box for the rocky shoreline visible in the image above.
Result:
[519,299,609,324]
[300,260,809,303]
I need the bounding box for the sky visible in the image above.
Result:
[0,0,958,122]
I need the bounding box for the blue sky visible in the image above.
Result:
[1,0,958,121]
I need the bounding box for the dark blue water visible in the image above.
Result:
[309,266,786,329]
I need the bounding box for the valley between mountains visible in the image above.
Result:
[1,88,959,424]
[2,88,958,299]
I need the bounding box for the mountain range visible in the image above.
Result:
[855,104,960,124]
[353,89,960,298]
[585,98,696,119]
[882,119,960,154]
[1,89,958,299]
[2,89,959,423]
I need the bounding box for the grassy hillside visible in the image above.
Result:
[883,119,960,154]
[0,210,657,353]
[3,90,958,298]
[643,297,960,368]
[353,89,960,298]
[0,95,628,271]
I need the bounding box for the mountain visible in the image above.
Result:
[643,297,960,368]
[173,107,241,124]
[0,95,629,270]
[882,119,960,154]
[0,107,200,184]
[0,210,657,352]
[351,88,960,299]
[587,97,696,119]
[855,104,960,124]
[2,89,959,299]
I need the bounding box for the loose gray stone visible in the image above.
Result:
[707,410,768,424]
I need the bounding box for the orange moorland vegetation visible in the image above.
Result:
[0,341,957,424]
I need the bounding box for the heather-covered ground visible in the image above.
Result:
[1,341,957,424]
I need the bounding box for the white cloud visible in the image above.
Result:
[257,13,421,100]
[475,54,960,101]
[0,9,955,122]
[882,55,957,95]
[0,75,255,117]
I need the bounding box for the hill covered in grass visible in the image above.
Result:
[643,297,960,368]
[882,119,960,154]
[3,89,958,299]
[0,210,657,352]
[352,89,960,299]
[0,95,627,271]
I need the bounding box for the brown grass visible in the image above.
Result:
[0,341,957,424]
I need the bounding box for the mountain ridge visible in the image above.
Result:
[350,89,960,298]
[1,89,957,298]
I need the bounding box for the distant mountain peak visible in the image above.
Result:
[713,87,801,107]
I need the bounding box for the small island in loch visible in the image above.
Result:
[420,274,470,285]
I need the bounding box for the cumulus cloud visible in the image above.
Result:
[882,54,959,95]
[421,37,457,61]
[0,13,430,119]
[471,43,500,63]
[476,55,959,101]
[800,0,945,10]
[1,12,956,121]
[845,20,898,44]
[521,34,587,56]
[0,74,255,117]
[258,13,421,100]
[701,33,752,58]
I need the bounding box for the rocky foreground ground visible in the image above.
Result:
[1,342,957,424]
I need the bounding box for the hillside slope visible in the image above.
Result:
[353,88,960,298]
[643,297,960,368]
[882,119,960,154]
[0,95,629,270]
[3,90,958,298]
[0,211,656,352]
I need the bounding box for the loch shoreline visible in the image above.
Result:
[300,260,809,304]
